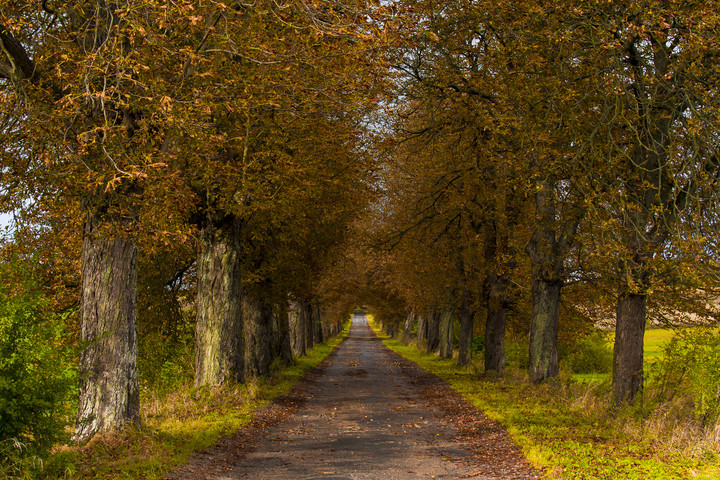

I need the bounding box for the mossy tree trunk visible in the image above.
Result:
[288,299,306,357]
[303,300,314,351]
[525,177,581,384]
[438,306,454,359]
[403,311,415,345]
[528,277,562,383]
[416,313,427,349]
[273,301,293,365]
[194,218,244,387]
[76,224,140,441]
[313,304,324,345]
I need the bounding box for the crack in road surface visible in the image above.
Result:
[167,314,540,480]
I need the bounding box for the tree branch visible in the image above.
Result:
[0,24,36,82]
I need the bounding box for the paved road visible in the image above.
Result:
[170,314,539,480]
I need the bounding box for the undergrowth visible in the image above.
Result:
[31,322,350,480]
[369,319,720,480]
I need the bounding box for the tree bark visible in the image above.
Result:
[613,293,647,404]
[484,274,507,374]
[457,294,474,366]
[313,304,324,344]
[76,229,139,441]
[528,278,562,384]
[244,292,273,379]
[524,176,581,383]
[303,300,314,351]
[484,300,507,373]
[194,219,244,387]
[403,311,415,345]
[274,301,293,365]
[438,307,454,359]
[426,308,440,354]
[288,299,305,357]
[416,313,427,349]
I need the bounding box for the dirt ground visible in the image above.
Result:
[166,315,541,480]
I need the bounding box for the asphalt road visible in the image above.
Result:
[169,314,539,480]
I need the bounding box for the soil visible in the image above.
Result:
[165,315,542,480]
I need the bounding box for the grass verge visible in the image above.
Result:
[35,323,350,480]
[368,319,720,480]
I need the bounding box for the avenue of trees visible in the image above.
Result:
[355,0,720,407]
[0,0,392,446]
[2,0,720,461]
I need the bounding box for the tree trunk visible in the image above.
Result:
[313,304,324,344]
[438,307,454,359]
[403,312,415,345]
[303,301,314,351]
[426,309,440,353]
[244,292,273,379]
[457,294,474,366]
[76,230,139,441]
[320,307,330,340]
[288,299,305,357]
[194,220,244,387]
[524,175,581,383]
[484,274,508,374]
[416,313,427,349]
[613,293,647,404]
[528,277,562,384]
[274,301,293,365]
[484,301,507,374]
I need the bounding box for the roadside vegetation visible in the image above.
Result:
[369,318,720,479]
[1,319,348,480]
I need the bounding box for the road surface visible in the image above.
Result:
[168,314,539,480]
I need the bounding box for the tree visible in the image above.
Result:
[558,2,720,404]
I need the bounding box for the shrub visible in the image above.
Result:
[471,335,485,355]
[652,327,720,423]
[139,330,194,396]
[505,340,529,370]
[566,331,613,374]
[0,264,76,464]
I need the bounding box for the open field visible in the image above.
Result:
[573,328,675,383]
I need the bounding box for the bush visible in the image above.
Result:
[0,266,75,464]
[505,340,529,370]
[139,331,194,395]
[653,327,720,423]
[566,331,613,374]
[471,334,485,355]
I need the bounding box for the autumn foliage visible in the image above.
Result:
[2,0,720,468]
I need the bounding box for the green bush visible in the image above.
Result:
[138,318,194,395]
[0,266,75,464]
[653,327,720,423]
[471,335,485,355]
[566,331,613,374]
[505,340,529,370]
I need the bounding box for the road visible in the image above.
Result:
[168,314,539,480]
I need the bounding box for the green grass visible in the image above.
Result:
[368,319,720,480]
[571,328,676,384]
[34,323,351,480]
[644,328,675,361]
